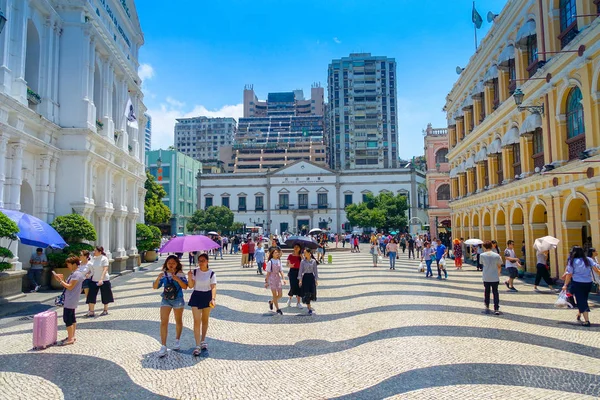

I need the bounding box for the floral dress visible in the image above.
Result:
[453,243,463,259]
[267,259,283,290]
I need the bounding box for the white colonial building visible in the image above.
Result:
[0,0,147,298]
[198,160,428,235]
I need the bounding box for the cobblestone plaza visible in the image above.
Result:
[1,247,599,399]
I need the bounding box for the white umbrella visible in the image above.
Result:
[533,236,560,252]
[309,228,322,234]
[464,238,484,246]
[207,231,218,236]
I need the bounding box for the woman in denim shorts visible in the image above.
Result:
[153,255,188,357]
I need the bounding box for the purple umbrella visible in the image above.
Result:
[0,208,67,249]
[159,235,220,253]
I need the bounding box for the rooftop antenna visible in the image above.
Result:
[487,11,499,23]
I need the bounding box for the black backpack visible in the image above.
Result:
[163,277,178,300]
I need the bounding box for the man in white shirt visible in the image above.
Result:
[504,240,521,292]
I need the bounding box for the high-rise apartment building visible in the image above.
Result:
[228,86,326,172]
[144,113,152,152]
[327,53,398,170]
[174,117,236,162]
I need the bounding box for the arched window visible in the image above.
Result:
[559,0,578,48]
[435,148,448,164]
[25,20,41,110]
[566,87,584,139]
[566,86,585,160]
[437,184,450,201]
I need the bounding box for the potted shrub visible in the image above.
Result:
[48,214,97,289]
[137,224,161,262]
[0,212,19,272]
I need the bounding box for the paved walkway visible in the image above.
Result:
[1,246,599,399]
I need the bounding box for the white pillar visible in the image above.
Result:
[36,154,52,221]
[0,133,9,208]
[48,156,57,220]
[127,215,138,254]
[0,0,13,94]
[6,141,25,210]
[9,0,27,103]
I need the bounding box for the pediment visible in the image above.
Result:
[221,192,231,197]
[237,192,247,197]
[297,187,309,193]
[278,188,290,194]
[272,160,335,176]
[316,187,329,193]
[254,192,265,196]
[204,193,214,197]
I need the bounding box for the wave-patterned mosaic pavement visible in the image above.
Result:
[1,247,599,399]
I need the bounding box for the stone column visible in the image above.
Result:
[0,0,13,94]
[520,134,534,175]
[483,85,493,117]
[457,173,466,197]
[9,0,27,103]
[487,154,499,187]
[455,117,465,141]
[463,108,473,135]
[498,69,509,103]
[501,147,514,183]
[36,154,52,221]
[6,141,25,210]
[475,162,486,192]
[473,97,483,127]
[48,156,57,220]
[0,134,9,208]
[466,168,475,195]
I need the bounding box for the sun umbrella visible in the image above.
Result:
[533,236,560,252]
[282,235,319,250]
[207,231,218,236]
[390,231,398,235]
[309,228,322,235]
[159,235,220,253]
[464,238,484,246]
[0,208,67,249]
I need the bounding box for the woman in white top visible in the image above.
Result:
[187,253,217,356]
[85,246,114,317]
[78,250,94,298]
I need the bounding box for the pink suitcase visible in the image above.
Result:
[33,310,57,350]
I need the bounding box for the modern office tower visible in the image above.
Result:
[327,53,398,170]
[144,113,152,152]
[174,117,236,162]
[230,85,326,172]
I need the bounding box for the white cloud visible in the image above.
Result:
[333,37,341,44]
[138,63,155,81]
[146,97,244,150]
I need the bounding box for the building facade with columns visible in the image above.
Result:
[445,0,600,276]
[0,0,147,298]
[197,160,427,235]
[423,124,451,239]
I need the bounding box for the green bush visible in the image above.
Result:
[65,242,95,255]
[47,252,70,269]
[51,214,97,243]
[137,224,161,252]
[0,211,18,271]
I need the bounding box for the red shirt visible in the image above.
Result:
[287,254,301,269]
[241,243,249,254]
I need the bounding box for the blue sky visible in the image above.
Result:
[137,0,505,158]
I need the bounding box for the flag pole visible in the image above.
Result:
[473,1,478,51]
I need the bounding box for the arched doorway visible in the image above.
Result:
[25,20,41,96]
[511,207,525,259]
[563,196,590,253]
[472,212,480,239]
[463,215,471,238]
[482,211,492,241]
[495,209,507,249]
[530,203,548,241]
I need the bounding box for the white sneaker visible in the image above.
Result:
[296,303,303,309]
[286,298,292,307]
[158,345,167,357]
[172,339,180,350]
[34,285,40,292]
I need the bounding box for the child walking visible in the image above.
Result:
[299,248,319,315]
[265,248,286,315]
[53,257,85,346]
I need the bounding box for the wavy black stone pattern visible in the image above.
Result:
[0,353,172,400]
[54,319,600,362]
[330,364,600,398]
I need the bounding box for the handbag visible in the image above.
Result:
[554,290,573,308]
[418,262,425,273]
[439,258,446,268]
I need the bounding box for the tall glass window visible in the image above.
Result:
[566,87,584,139]
[559,0,578,48]
[344,194,353,207]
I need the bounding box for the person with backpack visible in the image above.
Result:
[265,248,286,315]
[187,253,217,356]
[153,255,188,357]
[52,256,85,346]
[255,242,266,275]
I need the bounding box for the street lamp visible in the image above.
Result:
[513,88,544,115]
[0,10,7,35]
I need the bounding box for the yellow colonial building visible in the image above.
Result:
[445,0,600,276]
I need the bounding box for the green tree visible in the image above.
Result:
[144,170,171,225]
[137,223,161,252]
[48,214,96,269]
[345,193,408,231]
[187,206,234,233]
[0,211,19,271]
